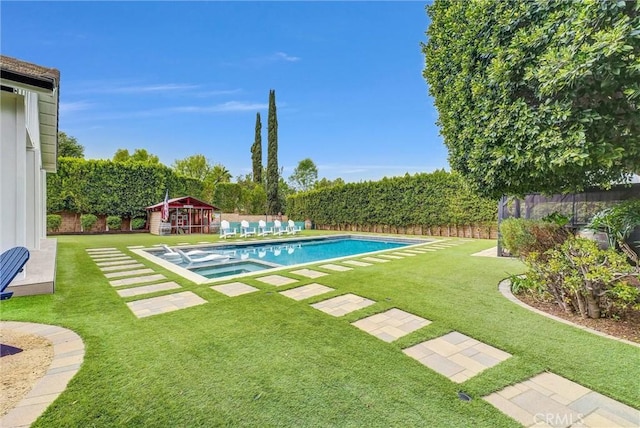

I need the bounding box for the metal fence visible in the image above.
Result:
[497,183,640,256]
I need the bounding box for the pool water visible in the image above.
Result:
[149,236,423,280]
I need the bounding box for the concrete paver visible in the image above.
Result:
[361,257,389,263]
[290,268,329,279]
[353,308,431,342]
[318,264,353,272]
[104,268,154,278]
[377,254,404,259]
[117,281,181,297]
[342,260,373,267]
[403,331,510,382]
[280,283,334,301]
[484,372,640,427]
[311,293,375,316]
[126,291,207,318]
[255,275,298,286]
[109,274,166,287]
[211,282,259,297]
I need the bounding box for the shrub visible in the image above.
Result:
[523,237,639,319]
[47,214,62,232]
[80,214,98,232]
[106,216,122,231]
[131,218,146,230]
[587,199,640,265]
[500,218,569,258]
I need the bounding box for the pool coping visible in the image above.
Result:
[132,234,436,284]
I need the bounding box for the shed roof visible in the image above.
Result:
[146,196,220,211]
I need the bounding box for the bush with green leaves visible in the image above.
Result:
[499,218,569,258]
[523,237,639,319]
[47,214,62,232]
[80,214,98,232]
[106,216,122,231]
[587,199,640,265]
[131,218,146,230]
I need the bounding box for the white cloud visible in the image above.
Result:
[274,52,301,62]
[59,101,94,114]
[171,101,268,113]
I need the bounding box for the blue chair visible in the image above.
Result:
[1,246,30,301]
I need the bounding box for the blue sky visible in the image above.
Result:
[2,1,447,183]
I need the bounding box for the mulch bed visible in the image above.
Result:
[516,294,640,344]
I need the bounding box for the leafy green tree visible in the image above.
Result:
[58,132,84,158]
[251,112,263,183]
[289,158,318,191]
[423,0,640,198]
[266,89,281,214]
[314,177,345,189]
[172,154,211,181]
[113,148,160,164]
[210,163,232,184]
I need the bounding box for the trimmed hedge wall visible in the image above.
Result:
[47,158,204,218]
[287,171,498,235]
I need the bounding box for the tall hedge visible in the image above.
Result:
[286,171,497,228]
[47,158,203,218]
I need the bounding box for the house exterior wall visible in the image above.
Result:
[0,90,46,252]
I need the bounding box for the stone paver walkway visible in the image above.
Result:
[403,331,511,383]
[391,252,417,257]
[211,282,259,297]
[361,257,389,263]
[104,268,154,279]
[0,322,85,428]
[280,283,334,301]
[255,274,298,286]
[109,274,166,287]
[377,254,404,259]
[92,256,132,262]
[290,268,329,279]
[484,372,640,428]
[99,263,144,272]
[311,293,375,316]
[318,263,353,272]
[96,259,138,267]
[342,260,373,267]
[126,291,207,318]
[117,281,181,298]
[353,308,431,342]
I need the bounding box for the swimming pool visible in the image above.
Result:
[138,235,429,283]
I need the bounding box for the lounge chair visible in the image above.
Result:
[240,220,256,238]
[176,249,230,264]
[258,220,273,236]
[219,220,237,239]
[1,246,30,301]
[273,220,284,236]
[161,244,207,257]
[287,220,302,235]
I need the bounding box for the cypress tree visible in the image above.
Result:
[251,112,262,183]
[266,89,281,214]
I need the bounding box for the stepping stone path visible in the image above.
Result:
[211,282,259,297]
[342,260,373,267]
[99,262,144,270]
[353,308,431,342]
[104,268,154,279]
[117,282,181,298]
[391,252,417,257]
[361,257,389,263]
[290,268,329,279]
[109,274,166,287]
[126,291,207,318]
[403,331,511,383]
[377,254,404,259]
[484,372,640,428]
[318,264,353,272]
[255,275,298,286]
[280,283,334,301]
[311,293,375,317]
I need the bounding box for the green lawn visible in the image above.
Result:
[2,232,638,427]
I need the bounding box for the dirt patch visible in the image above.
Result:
[0,329,54,417]
[516,295,640,344]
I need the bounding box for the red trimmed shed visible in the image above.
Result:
[146,196,221,235]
